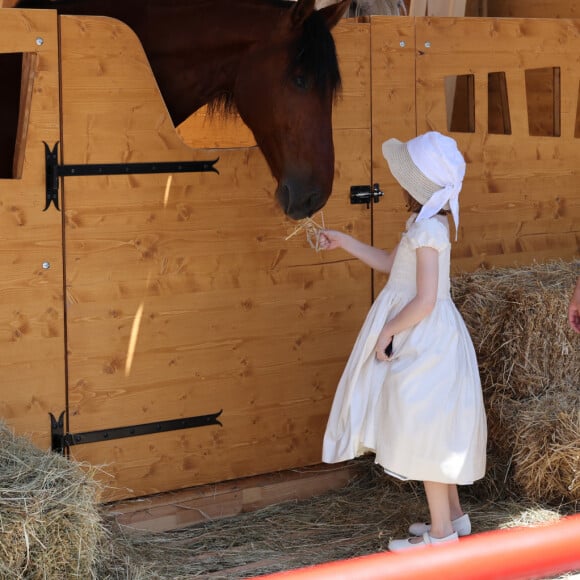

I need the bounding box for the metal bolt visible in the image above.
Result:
[36,37,44,46]
[399,40,406,48]
[42,262,51,270]
[424,41,431,48]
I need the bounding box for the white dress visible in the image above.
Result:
[322,215,487,484]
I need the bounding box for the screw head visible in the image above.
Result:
[42,262,51,270]
[424,41,431,48]
[36,37,44,46]
[399,40,406,48]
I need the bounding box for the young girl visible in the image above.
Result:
[320,131,487,551]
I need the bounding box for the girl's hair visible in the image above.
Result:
[403,190,449,216]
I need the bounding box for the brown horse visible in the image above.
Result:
[6,0,350,219]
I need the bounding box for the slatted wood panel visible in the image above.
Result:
[370,16,578,281]
[58,16,372,501]
[0,9,65,448]
[414,17,579,270]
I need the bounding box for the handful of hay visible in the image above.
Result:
[0,422,106,579]
[452,260,579,505]
[285,214,326,251]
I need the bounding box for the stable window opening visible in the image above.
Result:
[525,67,561,137]
[488,72,511,135]
[0,52,37,179]
[446,74,475,133]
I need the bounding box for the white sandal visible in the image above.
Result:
[408,513,471,537]
[388,531,459,552]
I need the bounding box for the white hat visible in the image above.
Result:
[382,131,466,240]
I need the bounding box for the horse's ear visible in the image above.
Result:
[317,0,352,29]
[290,0,316,28]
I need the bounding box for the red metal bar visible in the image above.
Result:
[257,513,580,580]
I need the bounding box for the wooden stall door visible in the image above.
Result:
[0,9,66,448]
[371,16,579,277]
[59,16,372,501]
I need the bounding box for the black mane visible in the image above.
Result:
[209,6,342,117]
[293,9,342,99]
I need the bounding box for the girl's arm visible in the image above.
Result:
[375,246,439,360]
[319,230,398,273]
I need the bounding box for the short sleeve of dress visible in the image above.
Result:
[406,218,450,252]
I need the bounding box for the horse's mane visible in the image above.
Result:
[208,6,342,118]
[294,9,342,98]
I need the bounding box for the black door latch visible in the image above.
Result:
[350,183,384,208]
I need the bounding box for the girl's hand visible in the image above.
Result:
[318,230,344,251]
[375,330,394,362]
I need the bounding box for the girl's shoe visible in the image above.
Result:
[388,531,458,552]
[408,513,471,537]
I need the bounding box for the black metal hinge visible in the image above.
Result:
[49,410,223,454]
[350,183,384,208]
[44,142,219,211]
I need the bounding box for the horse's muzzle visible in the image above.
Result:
[276,183,328,220]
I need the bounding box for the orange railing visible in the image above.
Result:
[257,513,580,580]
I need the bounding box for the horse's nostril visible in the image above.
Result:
[308,191,326,216]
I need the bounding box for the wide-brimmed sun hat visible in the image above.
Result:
[382,131,466,240]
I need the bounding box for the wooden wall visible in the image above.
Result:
[0,11,578,503]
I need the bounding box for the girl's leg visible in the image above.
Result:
[423,481,454,538]
[448,484,465,521]
[388,481,459,550]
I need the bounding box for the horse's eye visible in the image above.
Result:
[294,75,307,90]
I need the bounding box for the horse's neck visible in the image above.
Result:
[15,0,288,125]
[142,1,288,124]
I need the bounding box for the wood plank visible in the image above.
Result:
[409,0,467,16]
[107,462,360,532]
[13,52,37,178]
[409,0,428,16]
[0,9,65,449]
[370,16,418,293]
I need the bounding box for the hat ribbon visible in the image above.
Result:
[415,183,460,241]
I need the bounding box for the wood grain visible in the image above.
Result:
[0,9,65,448]
[58,16,372,501]
[2,10,578,503]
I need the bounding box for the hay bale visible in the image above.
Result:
[453,260,578,398]
[452,260,579,504]
[0,422,106,579]
[510,391,579,503]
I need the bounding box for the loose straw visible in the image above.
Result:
[285,213,326,251]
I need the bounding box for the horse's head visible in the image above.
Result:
[233,0,350,220]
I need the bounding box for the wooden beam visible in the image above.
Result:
[107,462,361,532]
[409,0,467,16]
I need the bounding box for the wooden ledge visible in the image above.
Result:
[106,462,361,532]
